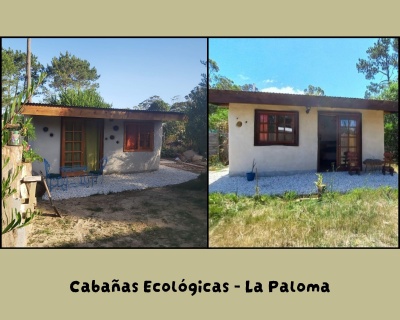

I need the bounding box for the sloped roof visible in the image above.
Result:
[209,89,398,113]
[19,103,186,121]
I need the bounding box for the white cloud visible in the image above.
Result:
[262,79,275,84]
[260,86,304,95]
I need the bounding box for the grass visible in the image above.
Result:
[209,187,398,247]
[171,172,207,191]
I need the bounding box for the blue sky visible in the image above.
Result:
[2,37,207,108]
[209,38,382,98]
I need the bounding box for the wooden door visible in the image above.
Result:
[61,118,85,168]
[337,114,361,170]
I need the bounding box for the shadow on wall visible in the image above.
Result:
[105,150,160,174]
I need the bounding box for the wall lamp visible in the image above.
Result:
[305,106,311,114]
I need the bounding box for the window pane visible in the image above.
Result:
[278,115,285,127]
[74,132,82,141]
[125,125,137,150]
[268,115,276,124]
[260,114,268,122]
[259,133,267,142]
[260,124,267,132]
[349,137,356,148]
[284,133,293,142]
[268,124,275,133]
[66,142,72,151]
[74,142,81,151]
[66,153,72,161]
[65,132,73,141]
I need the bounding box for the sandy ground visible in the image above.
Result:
[28,162,207,248]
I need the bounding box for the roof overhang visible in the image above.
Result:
[209,89,398,113]
[19,103,186,121]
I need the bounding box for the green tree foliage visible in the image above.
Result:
[208,59,241,128]
[357,38,398,161]
[135,95,169,110]
[356,38,398,98]
[46,51,100,93]
[170,101,186,112]
[2,48,45,108]
[147,99,170,112]
[377,82,399,161]
[304,85,325,96]
[184,64,207,155]
[241,83,259,91]
[209,108,228,131]
[49,88,112,108]
[162,100,187,154]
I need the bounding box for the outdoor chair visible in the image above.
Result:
[43,158,65,191]
[382,152,394,176]
[346,152,361,175]
[89,157,108,183]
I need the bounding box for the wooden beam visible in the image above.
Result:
[209,89,398,112]
[20,104,186,121]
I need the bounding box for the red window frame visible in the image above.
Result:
[254,110,299,146]
[124,122,154,152]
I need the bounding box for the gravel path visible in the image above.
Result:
[209,168,398,196]
[43,165,199,200]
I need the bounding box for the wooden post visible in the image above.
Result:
[26,38,32,103]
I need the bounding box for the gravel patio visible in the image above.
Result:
[209,168,398,196]
[43,164,199,201]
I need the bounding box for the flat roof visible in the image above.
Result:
[209,89,398,113]
[19,103,186,121]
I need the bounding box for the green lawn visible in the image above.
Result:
[209,187,398,247]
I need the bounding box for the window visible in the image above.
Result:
[124,122,154,152]
[254,110,299,146]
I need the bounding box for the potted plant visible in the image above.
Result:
[246,159,256,181]
[6,124,22,146]
[314,173,326,199]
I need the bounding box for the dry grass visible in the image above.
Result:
[209,187,398,247]
[28,176,207,248]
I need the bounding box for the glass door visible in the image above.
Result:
[61,118,85,168]
[337,114,361,170]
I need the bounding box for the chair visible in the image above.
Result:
[382,152,394,176]
[346,152,361,175]
[43,158,63,191]
[89,157,108,183]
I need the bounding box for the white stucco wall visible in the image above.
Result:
[29,116,162,175]
[30,116,61,174]
[103,119,162,174]
[228,103,385,176]
[361,110,385,160]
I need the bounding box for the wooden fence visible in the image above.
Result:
[208,132,219,156]
[208,131,229,163]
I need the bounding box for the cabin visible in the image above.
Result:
[20,103,185,175]
[209,89,398,176]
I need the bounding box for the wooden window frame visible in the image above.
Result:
[123,121,154,152]
[254,109,299,146]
